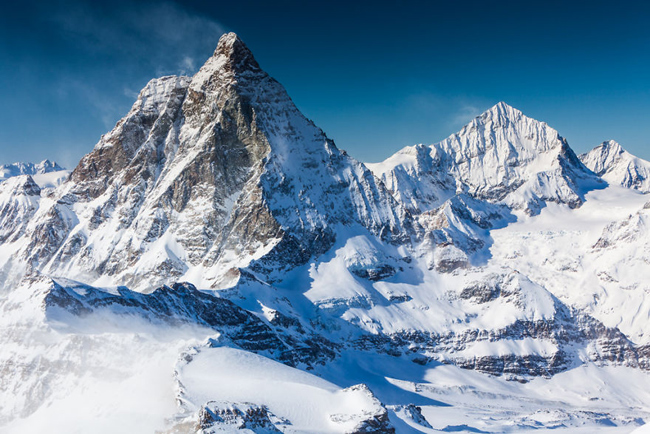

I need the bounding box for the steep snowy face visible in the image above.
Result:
[369,102,600,215]
[580,140,650,192]
[0,176,41,245]
[1,32,407,291]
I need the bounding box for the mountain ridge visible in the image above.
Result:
[368,100,602,216]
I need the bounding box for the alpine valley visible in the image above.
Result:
[1,33,650,433]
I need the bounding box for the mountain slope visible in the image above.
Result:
[580,140,650,192]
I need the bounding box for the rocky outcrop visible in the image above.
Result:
[350,271,648,378]
[196,402,283,433]
[45,280,336,367]
[330,385,395,434]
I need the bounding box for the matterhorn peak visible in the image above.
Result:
[212,32,261,73]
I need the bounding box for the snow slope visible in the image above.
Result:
[2,277,648,433]
[490,185,650,346]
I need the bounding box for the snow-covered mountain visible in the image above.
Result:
[580,140,650,192]
[0,33,407,292]
[2,33,650,433]
[366,102,604,268]
[368,102,601,216]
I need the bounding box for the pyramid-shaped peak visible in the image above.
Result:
[583,140,627,169]
[480,101,525,123]
[212,32,260,71]
[598,140,624,153]
[492,101,521,114]
[580,140,631,174]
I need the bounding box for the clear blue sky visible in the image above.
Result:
[1,0,649,168]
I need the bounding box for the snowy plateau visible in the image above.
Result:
[1,32,650,433]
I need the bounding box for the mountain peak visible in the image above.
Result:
[580,140,650,192]
[370,99,598,216]
[479,102,524,125]
[597,139,624,154]
[581,140,628,177]
[492,101,519,112]
[36,159,64,172]
[212,32,260,72]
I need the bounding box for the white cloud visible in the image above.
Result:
[179,56,196,75]
[449,104,481,128]
[41,0,227,159]
[397,92,489,135]
[48,1,225,76]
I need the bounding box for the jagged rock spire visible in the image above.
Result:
[212,32,261,73]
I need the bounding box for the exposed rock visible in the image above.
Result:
[44,280,336,367]
[388,404,433,429]
[196,401,283,433]
[330,384,395,434]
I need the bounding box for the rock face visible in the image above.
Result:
[45,279,336,368]
[2,32,650,433]
[196,402,283,433]
[580,140,650,192]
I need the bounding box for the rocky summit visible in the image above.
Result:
[1,33,650,433]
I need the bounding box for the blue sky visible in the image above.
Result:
[1,0,649,168]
